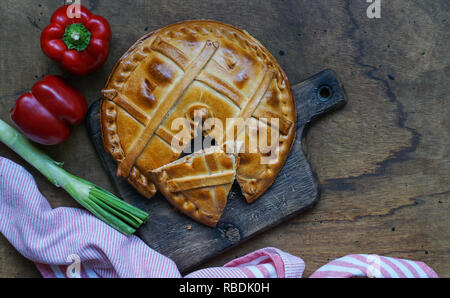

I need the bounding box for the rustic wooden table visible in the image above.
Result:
[0,0,448,277]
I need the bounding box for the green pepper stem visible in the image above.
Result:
[63,23,91,52]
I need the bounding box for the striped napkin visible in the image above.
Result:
[0,157,438,278]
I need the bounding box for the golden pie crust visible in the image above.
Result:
[150,147,238,227]
[100,20,297,219]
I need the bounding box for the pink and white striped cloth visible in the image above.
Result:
[0,157,438,278]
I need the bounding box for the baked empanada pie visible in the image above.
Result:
[150,147,238,227]
[100,20,297,225]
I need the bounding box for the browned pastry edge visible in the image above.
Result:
[150,172,223,227]
[100,20,297,203]
[99,99,157,199]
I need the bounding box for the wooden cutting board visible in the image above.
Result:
[86,69,346,273]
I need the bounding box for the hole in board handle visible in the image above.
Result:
[317,85,332,101]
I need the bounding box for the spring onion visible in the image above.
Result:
[0,119,149,236]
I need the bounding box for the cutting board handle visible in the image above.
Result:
[292,69,347,130]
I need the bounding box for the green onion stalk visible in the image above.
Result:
[0,119,149,237]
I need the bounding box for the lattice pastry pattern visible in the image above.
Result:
[100,20,296,225]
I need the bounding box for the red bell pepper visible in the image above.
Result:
[10,75,88,145]
[41,5,112,75]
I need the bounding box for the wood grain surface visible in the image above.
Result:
[0,0,448,277]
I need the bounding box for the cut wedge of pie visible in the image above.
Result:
[149,147,238,227]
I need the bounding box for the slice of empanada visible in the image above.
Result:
[150,146,238,227]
